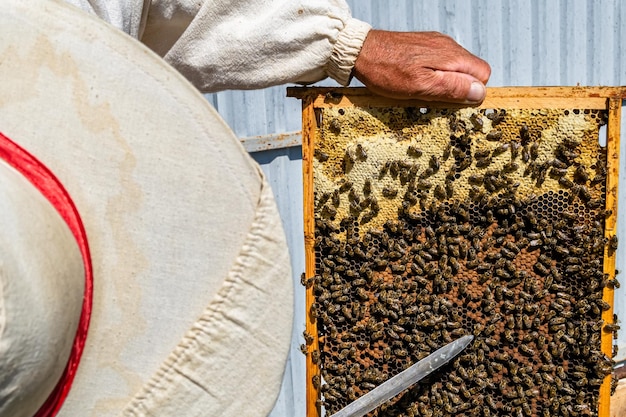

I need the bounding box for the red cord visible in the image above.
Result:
[0,132,93,417]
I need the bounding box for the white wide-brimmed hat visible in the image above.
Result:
[0,1,293,416]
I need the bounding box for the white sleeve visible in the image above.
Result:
[140,0,372,92]
[62,0,371,92]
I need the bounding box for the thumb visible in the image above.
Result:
[430,70,487,104]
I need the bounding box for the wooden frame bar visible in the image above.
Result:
[301,94,323,417]
[599,98,622,416]
[288,86,626,110]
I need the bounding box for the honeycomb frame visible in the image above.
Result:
[288,87,626,417]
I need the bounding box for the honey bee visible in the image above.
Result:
[548,154,568,169]
[407,145,423,158]
[573,164,589,183]
[534,262,550,276]
[502,161,519,173]
[329,191,341,209]
[476,157,493,168]
[456,154,472,171]
[469,112,484,129]
[556,176,574,190]
[434,184,447,200]
[378,160,393,178]
[315,399,328,410]
[530,142,539,159]
[338,348,354,360]
[429,155,441,171]
[519,344,535,356]
[343,149,355,170]
[300,272,308,287]
[386,160,399,178]
[487,109,506,125]
[579,184,591,201]
[515,122,529,142]
[338,180,353,193]
[508,140,521,159]
[360,179,372,197]
[355,143,367,160]
[608,277,621,288]
[381,186,398,198]
[444,178,455,197]
[312,374,321,389]
[371,330,384,340]
[486,130,502,141]
[311,349,321,365]
[440,141,452,161]
[309,302,319,319]
[394,348,409,357]
[314,148,329,162]
[378,346,392,362]
[492,143,509,157]
[320,205,337,218]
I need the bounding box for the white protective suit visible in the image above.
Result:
[65,0,372,90]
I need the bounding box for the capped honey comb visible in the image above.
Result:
[290,87,626,417]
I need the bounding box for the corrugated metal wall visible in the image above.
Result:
[205,1,626,415]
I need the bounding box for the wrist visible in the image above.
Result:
[326,18,372,86]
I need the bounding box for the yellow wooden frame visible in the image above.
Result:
[288,86,626,417]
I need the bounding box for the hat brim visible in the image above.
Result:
[0,1,293,416]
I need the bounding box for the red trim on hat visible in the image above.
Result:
[0,132,92,417]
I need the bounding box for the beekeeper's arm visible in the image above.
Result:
[64,0,491,103]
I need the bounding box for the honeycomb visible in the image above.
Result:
[307,104,618,417]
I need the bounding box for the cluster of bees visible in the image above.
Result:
[305,106,618,417]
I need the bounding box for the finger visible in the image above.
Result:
[423,33,491,83]
[454,56,492,85]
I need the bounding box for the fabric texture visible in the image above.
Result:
[63,0,371,91]
[123,176,293,416]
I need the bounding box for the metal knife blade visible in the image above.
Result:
[329,335,474,417]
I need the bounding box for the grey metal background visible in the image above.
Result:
[205,1,626,415]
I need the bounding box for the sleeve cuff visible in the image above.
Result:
[326,18,372,86]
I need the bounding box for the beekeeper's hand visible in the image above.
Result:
[354,30,491,104]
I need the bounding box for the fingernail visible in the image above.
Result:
[467,82,485,102]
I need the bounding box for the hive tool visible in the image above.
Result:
[330,334,474,417]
